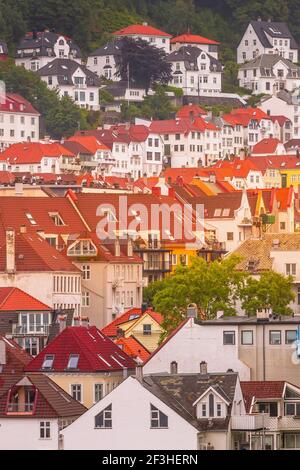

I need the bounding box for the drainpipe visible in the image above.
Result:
[263,323,266,381]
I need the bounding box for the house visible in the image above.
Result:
[241,380,300,450]
[285,139,300,154]
[167,46,222,96]
[102,307,164,353]
[62,369,249,450]
[37,59,101,110]
[269,115,293,143]
[25,325,136,408]
[143,311,300,387]
[15,30,82,71]
[0,93,40,149]
[86,40,122,80]
[65,135,113,176]
[0,335,86,450]
[208,158,265,190]
[251,138,286,156]
[112,23,172,54]
[0,40,8,61]
[176,104,207,119]
[259,90,300,139]
[234,233,300,315]
[238,55,300,95]
[0,142,78,174]
[100,81,147,114]
[237,20,298,64]
[229,108,275,150]
[115,336,151,363]
[247,155,300,188]
[170,33,219,59]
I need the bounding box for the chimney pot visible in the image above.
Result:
[135,364,143,382]
[200,361,208,375]
[20,225,27,234]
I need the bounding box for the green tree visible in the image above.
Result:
[115,37,172,93]
[152,256,247,339]
[240,271,295,316]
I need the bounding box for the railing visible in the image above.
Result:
[264,416,300,431]
[231,414,264,430]
[6,402,35,413]
[74,83,86,89]
[143,261,171,272]
[60,163,81,171]
[12,324,50,335]
[237,218,253,227]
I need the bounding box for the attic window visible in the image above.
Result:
[67,354,79,369]
[214,209,222,217]
[26,212,37,225]
[49,212,65,226]
[68,240,97,257]
[100,208,117,222]
[247,260,257,271]
[150,404,168,428]
[42,354,55,370]
[222,208,230,217]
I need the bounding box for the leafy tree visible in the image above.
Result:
[115,37,172,93]
[151,256,247,339]
[240,271,295,316]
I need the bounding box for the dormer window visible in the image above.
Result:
[68,240,97,257]
[49,212,65,226]
[42,354,55,370]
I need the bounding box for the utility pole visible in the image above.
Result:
[127,62,130,109]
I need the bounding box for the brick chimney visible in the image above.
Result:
[6,228,15,274]
[0,339,6,365]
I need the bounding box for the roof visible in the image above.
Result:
[168,46,222,72]
[231,107,271,122]
[0,287,51,311]
[67,135,110,153]
[241,381,285,412]
[247,155,300,171]
[176,104,207,118]
[0,142,74,165]
[112,24,172,38]
[233,233,300,273]
[284,139,300,151]
[171,33,219,46]
[239,54,300,76]
[0,93,39,115]
[115,336,150,363]
[102,308,163,337]
[16,31,81,59]
[25,326,136,372]
[252,138,283,155]
[37,59,101,87]
[141,372,238,431]
[0,373,86,418]
[0,335,32,375]
[89,39,123,57]
[149,117,218,135]
[269,115,291,127]
[249,20,298,50]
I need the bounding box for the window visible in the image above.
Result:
[286,264,296,276]
[67,354,79,369]
[285,403,300,416]
[40,421,51,439]
[94,384,103,403]
[95,404,112,428]
[82,265,91,280]
[284,434,300,449]
[286,330,297,345]
[227,232,234,241]
[280,222,286,230]
[209,393,214,417]
[42,354,54,370]
[217,403,222,417]
[269,331,281,345]
[82,291,90,307]
[49,212,65,226]
[71,384,82,402]
[143,324,152,336]
[150,404,168,428]
[223,331,235,345]
[201,403,206,417]
[241,330,253,345]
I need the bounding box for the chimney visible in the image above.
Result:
[73,316,80,326]
[257,16,262,22]
[127,237,133,257]
[15,183,23,196]
[81,316,89,328]
[187,303,197,319]
[135,364,143,382]
[115,237,120,257]
[116,327,125,338]
[58,314,67,333]
[141,302,148,314]
[20,225,27,234]
[239,148,246,161]
[0,339,6,365]
[6,228,15,274]
[256,308,272,320]
[200,361,208,375]
[170,361,178,374]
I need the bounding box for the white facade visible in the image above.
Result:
[0,111,40,150]
[259,94,300,138]
[221,123,244,157]
[87,54,117,80]
[237,22,298,64]
[0,418,59,450]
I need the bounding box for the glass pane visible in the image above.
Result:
[284,434,295,449]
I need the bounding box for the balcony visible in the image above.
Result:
[6,402,35,415]
[60,163,81,171]
[74,83,86,89]
[231,414,264,431]
[12,324,50,336]
[143,261,171,272]
[80,160,98,168]
[238,217,253,227]
[264,416,300,431]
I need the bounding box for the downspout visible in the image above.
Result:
[263,323,266,381]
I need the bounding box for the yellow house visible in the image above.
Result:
[25,325,136,409]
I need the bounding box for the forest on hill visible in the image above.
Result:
[1,0,300,62]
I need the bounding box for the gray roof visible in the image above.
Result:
[37,58,101,87]
[250,20,298,50]
[103,80,145,98]
[239,54,300,78]
[15,31,82,59]
[168,46,222,73]
[89,40,123,58]
[141,372,238,431]
[0,40,8,55]
[195,316,300,326]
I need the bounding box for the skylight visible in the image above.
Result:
[25,212,37,225]
[214,208,222,217]
[129,314,140,320]
[42,354,55,370]
[67,354,79,369]
[222,208,230,217]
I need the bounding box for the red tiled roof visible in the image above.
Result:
[115,336,150,363]
[113,24,172,38]
[0,287,51,311]
[269,115,291,127]
[241,381,285,413]
[171,33,219,45]
[176,104,207,118]
[231,107,271,121]
[0,93,40,115]
[102,308,163,337]
[0,171,15,184]
[252,138,283,155]
[247,155,300,171]
[67,135,110,153]
[150,117,218,135]
[25,326,136,372]
[0,142,75,165]
[209,158,261,178]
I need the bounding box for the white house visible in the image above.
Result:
[62,371,248,450]
[170,33,219,59]
[167,46,222,96]
[259,90,300,139]
[112,23,172,54]
[237,20,298,64]
[37,59,101,110]
[238,55,300,95]
[0,93,40,150]
[86,40,121,80]
[15,30,82,71]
